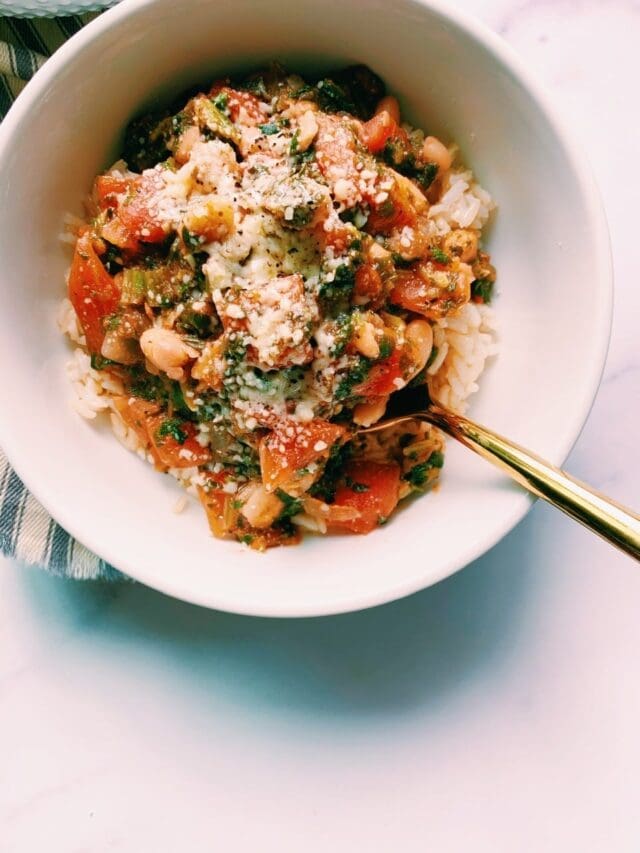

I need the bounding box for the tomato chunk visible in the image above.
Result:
[259,419,346,493]
[354,262,383,305]
[390,261,470,320]
[210,84,265,125]
[366,175,418,234]
[198,471,301,549]
[354,349,404,397]
[146,415,212,469]
[94,175,132,211]
[198,470,237,538]
[359,111,398,153]
[331,462,401,534]
[68,232,121,352]
[102,172,166,250]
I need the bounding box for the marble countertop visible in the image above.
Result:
[2,1,639,850]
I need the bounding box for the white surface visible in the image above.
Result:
[1,0,639,848]
[0,0,612,616]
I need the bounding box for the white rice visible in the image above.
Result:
[429,302,498,413]
[428,169,494,235]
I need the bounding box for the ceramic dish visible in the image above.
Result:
[0,0,612,616]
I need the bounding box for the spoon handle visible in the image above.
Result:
[422,404,640,560]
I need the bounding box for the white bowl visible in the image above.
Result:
[0,0,611,616]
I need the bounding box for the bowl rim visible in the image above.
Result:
[0,0,613,616]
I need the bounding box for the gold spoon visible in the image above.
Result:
[359,386,640,560]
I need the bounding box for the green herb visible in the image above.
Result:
[177,308,212,338]
[104,313,121,332]
[333,65,385,118]
[231,499,244,510]
[197,397,224,422]
[211,91,229,113]
[378,337,394,360]
[244,77,268,99]
[120,268,148,305]
[225,337,247,365]
[102,243,123,273]
[471,278,494,303]
[128,371,166,403]
[171,112,187,135]
[345,476,370,493]
[90,354,116,370]
[415,162,438,189]
[156,418,188,445]
[377,197,395,219]
[378,516,389,526]
[407,367,427,388]
[182,227,203,250]
[199,99,240,145]
[123,110,172,171]
[319,263,357,315]
[426,346,439,369]
[317,79,356,113]
[330,312,354,357]
[382,139,438,189]
[289,130,300,155]
[239,534,254,545]
[391,252,413,269]
[169,382,196,420]
[335,356,371,400]
[430,246,450,265]
[403,450,445,488]
[259,122,280,135]
[383,137,412,169]
[229,442,261,480]
[309,441,353,503]
[275,489,304,520]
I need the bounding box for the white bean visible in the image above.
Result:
[140,328,198,381]
[353,395,389,427]
[352,320,381,359]
[421,136,453,173]
[297,110,319,151]
[405,319,434,377]
[240,484,284,529]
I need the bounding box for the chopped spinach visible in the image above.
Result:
[182,227,204,251]
[378,337,394,360]
[345,476,370,493]
[471,278,494,303]
[309,441,353,503]
[335,356,371,400]
[330,312,354,358]
[275,489,304,520]
[156,418,188,445]
[211,91,229,113]
[128,370,166,403]
[169,382,196,420]
[430,246,450,265]
[382,139,438,189]
[426,346,439,369]
[90,354,116,370]
[123,110,172,171]
[403,450,445,488]
[319,263,357,315]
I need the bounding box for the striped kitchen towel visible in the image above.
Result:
[0,13,122,580]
